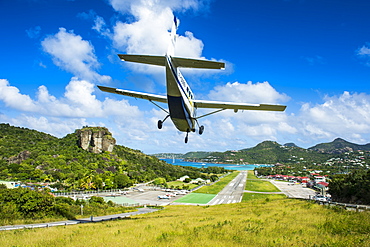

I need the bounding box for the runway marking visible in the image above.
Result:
[229,183,235,187]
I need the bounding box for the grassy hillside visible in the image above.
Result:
[1,199,369,246]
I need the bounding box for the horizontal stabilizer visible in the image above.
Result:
[118,54,225,70]
[193,99,287,111]
[172,57,225,70]
[118,54,166,67]
[97,85,167,103]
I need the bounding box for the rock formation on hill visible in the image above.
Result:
[8,150,31,164]
[76,127,116,153]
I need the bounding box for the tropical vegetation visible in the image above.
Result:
[329,169,370,205]
[0,124,227,191]
[0,186,135,226]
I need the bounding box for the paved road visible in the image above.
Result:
[207,171,247,205]
[269,180,317,199]
[0,207,159,231]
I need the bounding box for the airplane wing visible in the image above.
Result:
[193,99,286,111]
[97,86,168,103]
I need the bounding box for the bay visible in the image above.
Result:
[162,159,271,171]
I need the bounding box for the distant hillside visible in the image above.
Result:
[0,123,211,190]
[154,141,332,165]
[155,138,370,163]
[283,143,299,148]
[183,151,213,159]
[309,138,370,154]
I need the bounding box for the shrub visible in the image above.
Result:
[89,196,105,204]
[53,203,76,220]
[55,196,75,205]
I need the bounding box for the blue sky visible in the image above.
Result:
[1,0,370,154]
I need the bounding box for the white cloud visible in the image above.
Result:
[107,0,216,77]
[207,81,289,104]
[0,78,156,147]
[4,74,370,153]
[109,0,207,15]
[179,81,295,150]
[358,44,370,56]
[41,28,111,83]
[112,9,173,55]
[0,79,38,112]
[298,91,370,143]
[356,43,370,66]
[0,78,142,119]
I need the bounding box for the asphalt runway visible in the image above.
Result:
[207,171,247,205]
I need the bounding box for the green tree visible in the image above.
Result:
[153,177,166,186]
[0,188,54,218]
[114,174,132,188]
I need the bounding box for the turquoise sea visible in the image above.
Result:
[162,159,271,171]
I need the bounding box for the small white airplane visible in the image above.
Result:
[98,17,286,143]
[158,195,170,200]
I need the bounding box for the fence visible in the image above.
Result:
[52,188,129,197]
[296,197,370,212]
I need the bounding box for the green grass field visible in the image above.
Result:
[242,193,286,202]
[174,193,216,204]
[245,171,280,192]
[247,170,258,179]
[196,172,239,194]
[166,181,199,190]
[1,198,369,246]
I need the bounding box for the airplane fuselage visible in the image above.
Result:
[165,55,196,133]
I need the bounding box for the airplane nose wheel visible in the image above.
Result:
[185,132,189,143]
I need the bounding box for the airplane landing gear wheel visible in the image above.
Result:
[158,115,169,130]
[199,125,204,135]
[185,132,189,143]
[158,120,163,129]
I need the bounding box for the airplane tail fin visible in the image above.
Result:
[166,16,178,56]
[117,16,225,70]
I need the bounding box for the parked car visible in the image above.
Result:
[313,195,329,202]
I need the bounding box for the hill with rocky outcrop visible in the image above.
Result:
[0,124,212,190]
[77,127,116,153]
